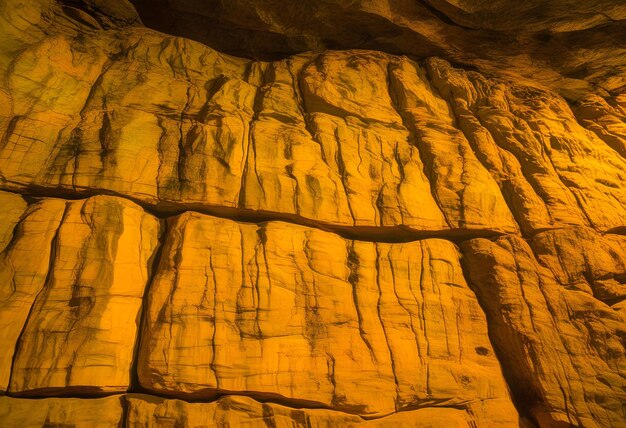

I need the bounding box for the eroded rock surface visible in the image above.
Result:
[3,11,625,237]
[124,394,480,427]
[137,212,516,423]
[462,236,626,427]
[0,193,160,395]
[0,393,488,427]
[0,395,124,427]
[0,0,625,427]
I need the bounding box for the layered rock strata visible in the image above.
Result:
[0,394,498,427]
[0,1,625,427]
[0,191,520,425]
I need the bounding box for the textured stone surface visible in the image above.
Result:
[0,393,479,427]
[0,0,625,427]
[3,10,624,236]
[461,236,626,427]
[0,25,524,235]
[0,196,66,392]
[571,93,626,159]
[530,228,626,306]
[129,0,626,98]
[1,195,160,395]
[0,395,124,427]
[125,394,477,427]
[0,191,27,253]
[425,59,626,235]
[137,212,517,423]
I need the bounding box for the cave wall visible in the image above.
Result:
[0,1,625,426]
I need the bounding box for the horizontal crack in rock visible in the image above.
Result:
[0,185,511,244]
[4,389,477,421]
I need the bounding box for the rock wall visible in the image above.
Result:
[0,1,625,427]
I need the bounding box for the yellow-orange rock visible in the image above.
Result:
[530,227,626,305]
[2,195,160,395]
[125,393,481,427]
[0,395,123,427]
[129,0,626,97]
[0,393,492,427]
[3,8,624,237]
[571,93,626,158]
[461,236,626,427]
[0,191,27,253]
[137,211,518,424]
[0,28,524,234]
[387,58,518,232]
[0,4,626,237]
[0,196,66,392]
[426,59,626,234]
[0,0,626,427]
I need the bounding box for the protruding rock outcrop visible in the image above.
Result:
[2,9,624,237]
[129,0,626,97]
[462,236,626,427]
[0,193,160,394]
[138,212,517,423]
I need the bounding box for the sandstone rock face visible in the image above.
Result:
[0,0,625,427]
[0,393,485,427]
[0,191,27,253]
[0,395,124,427]
[462,236,626,427]
[0,194,160,394]
[4,16,625,236]
[0,194,66,392]
[124,394,478,427]
[137,212,516,423]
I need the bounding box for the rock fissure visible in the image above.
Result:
[4,201,68,394]
[0,186,515,244]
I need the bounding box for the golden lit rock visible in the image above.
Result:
[530,227,626,304]
[461,236,626,427]
[426,59,626,234]
[0,395,123,427]
[0,191,27,253]
[0,0,625,426]
[137,212,518,423]
[125,394,480,427]
[4,195,160,395]
[2,13,623,236]
[0,197,66,392]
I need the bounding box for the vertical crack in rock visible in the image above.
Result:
[420,63,528,236]
[457,243,539,425]
[5,202,69,395]
[460,235,626,427]
[373,243,401,411]
[385,61,452,229]
[346,240,376,363]
[129,217,166,393]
